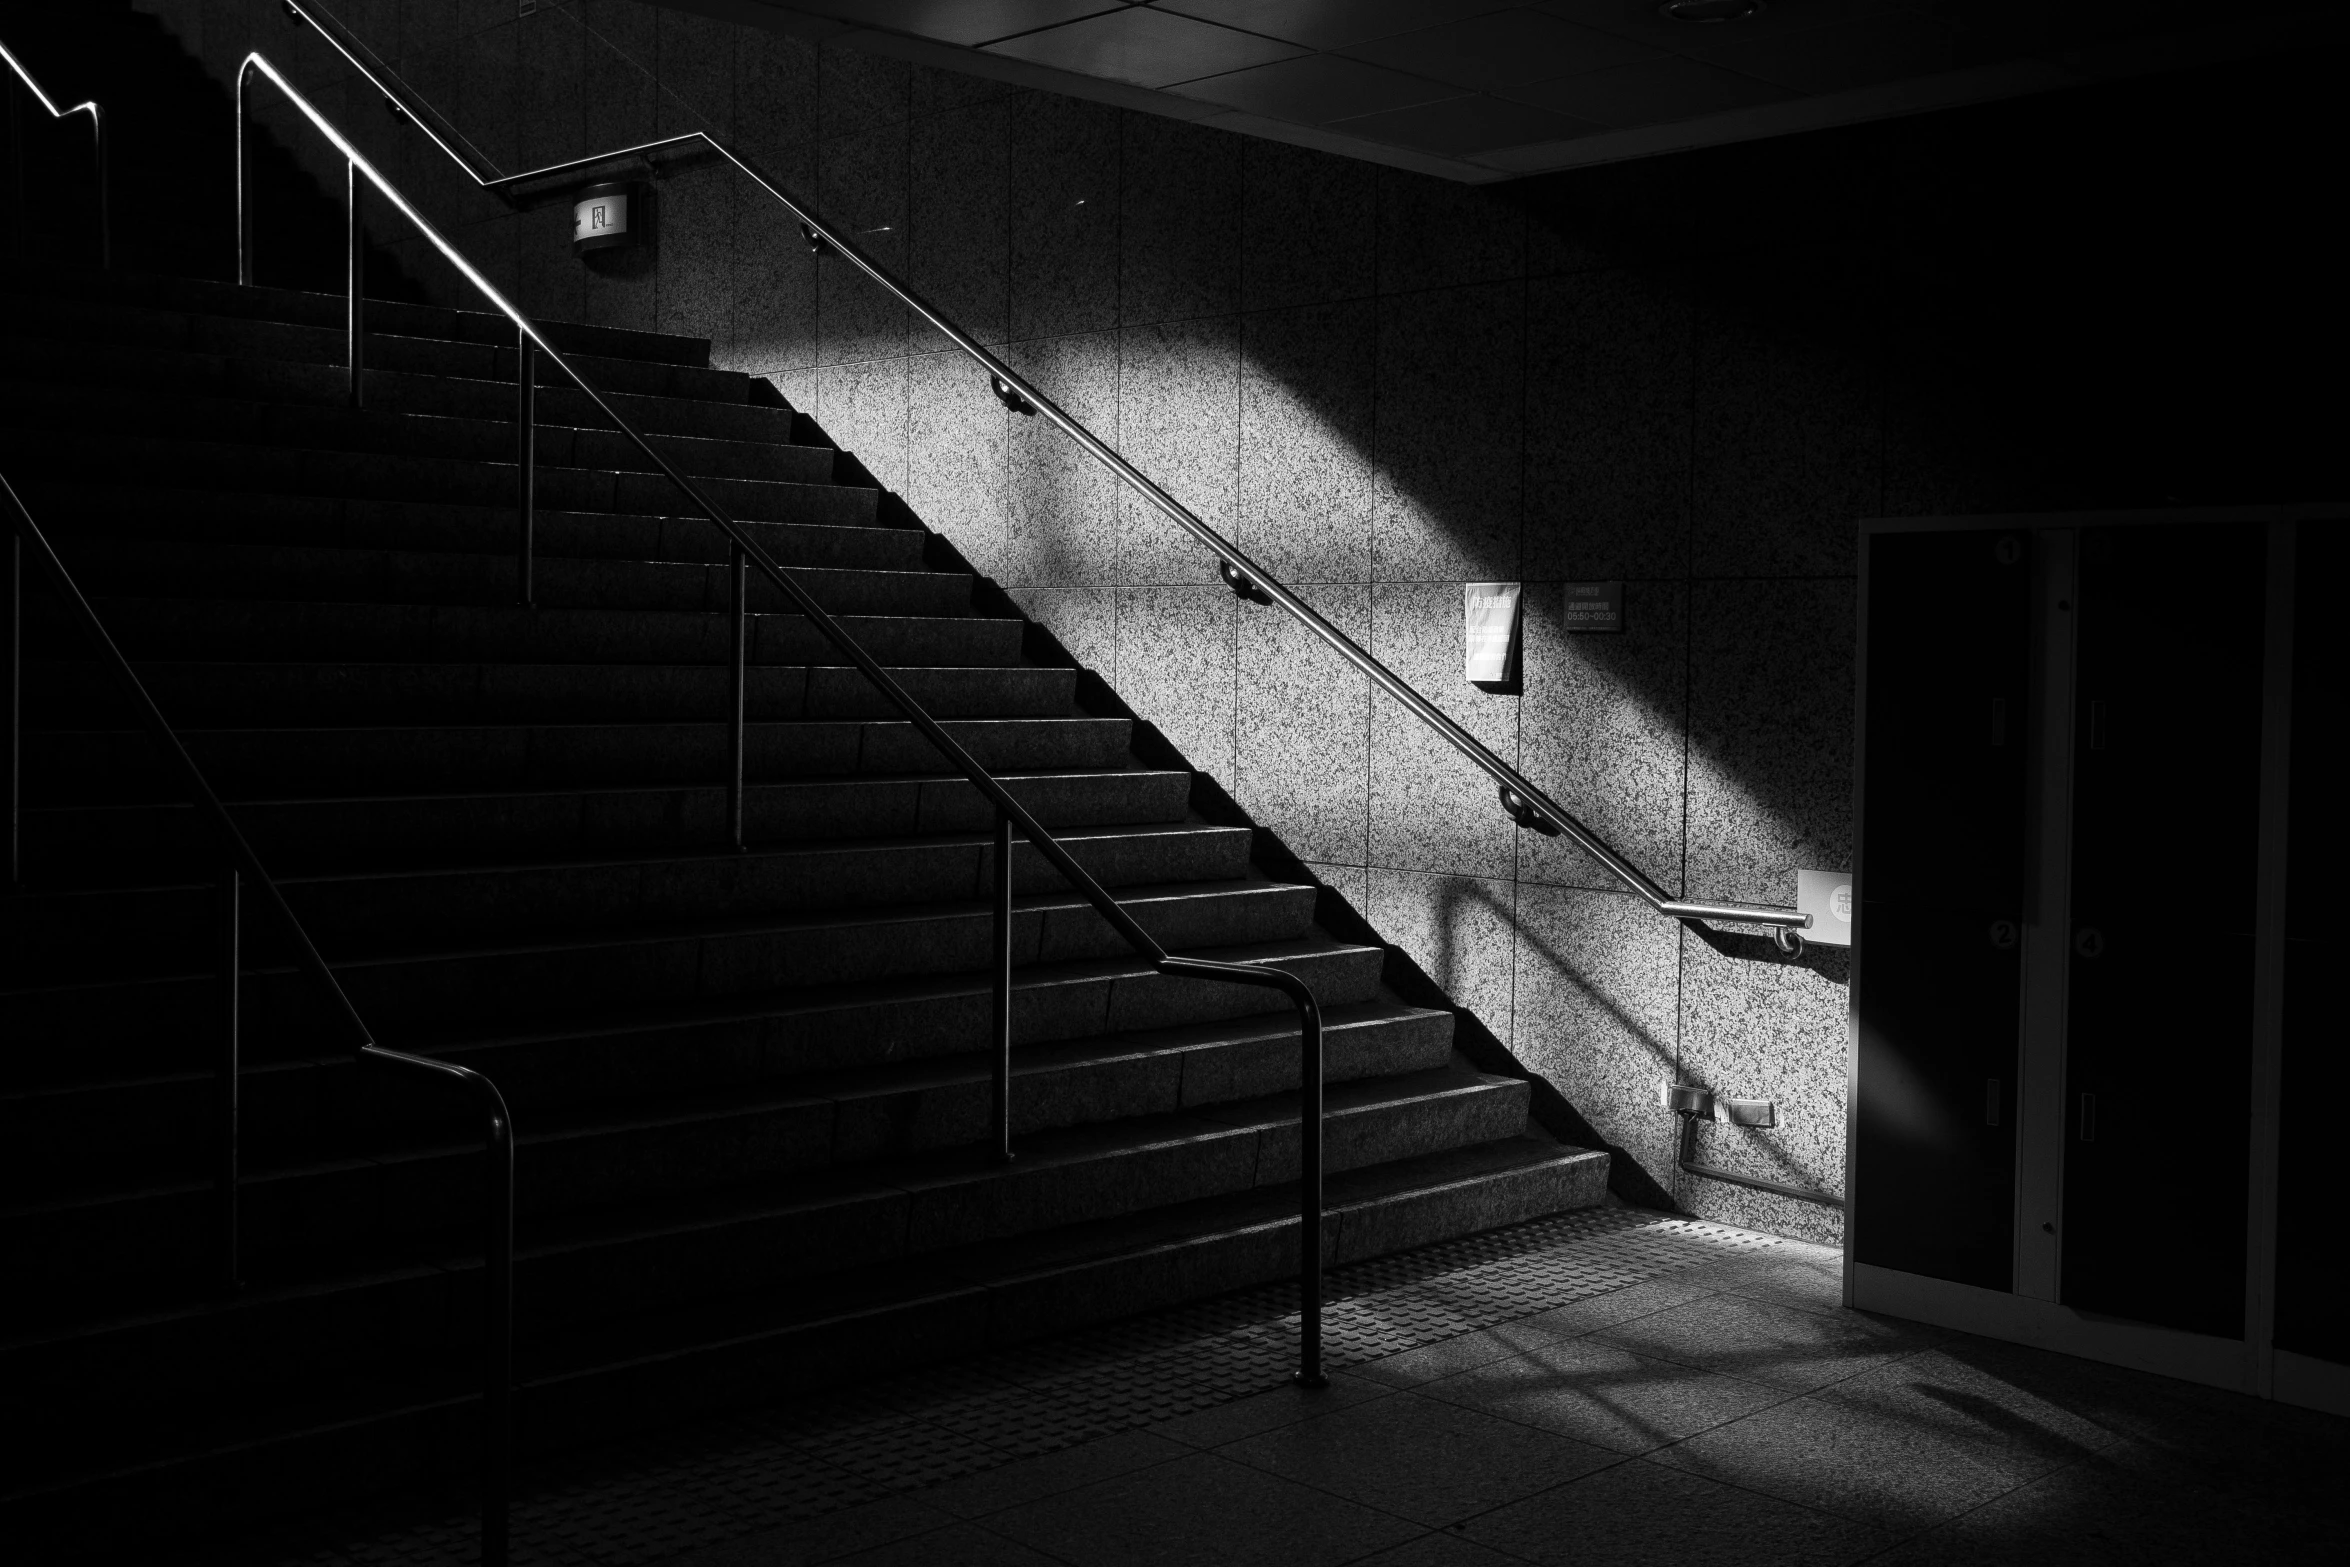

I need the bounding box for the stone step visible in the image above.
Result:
[4,819,1256,969]
[7,1061,1526,1350]
[0,379,828,486]
[41,595,1025,667]
[0,267,721,367]
[23,714,1133,799]
[0,331,801,443]
[52,537,978,617]
[16,766,1194,878]
[21,657,1077,727]
[0,877,1329,1045]
[19,485,901,564]
[0,428,853,524]
[0,1134,1609,1557]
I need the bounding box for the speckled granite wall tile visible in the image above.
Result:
[1242,139,1375,313]
[516,7,584,176]
[814,355,909,495]
[1241,301,1375,585]
[515,191,584,329]
[1120,116,1242,327]
[1523,155,1694,280]
[817,39,908,140]
[582,241,656,333]
[656,161,735,346]
[733,20,818,166]
[453,17,518,175]
[1009,93,1120,341]
[1676,926,1851,1244]
[1511,885,1680,1106]
[1374,283,1524,585]
[1236,584,1369,868]
[1307,861,1370,915]
[1516,579,1685,896]
[1368,581,1519,880]
[1113,587,1236,784]
[655,5,734,138]
[578,0,656,155]
[764,366,815,418]
[910,101,1010,350]
[1524,268,1691,583]
[1368,868,1516,1042]
[730,165,820,373]
[913,60,1014,117]
[1690,260,1881,578]
[816,124,910,365]
[1007,587,1114,675]
[907,349,1011,581]
[1000,332,1122,586]
[1879,275,2046,522]
[1377,167,1524,294]
[1116,317,1239,587]
[1684,577,1853,909]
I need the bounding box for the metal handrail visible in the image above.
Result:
[238,25,1327,1467]
[2,473,515,1557]
[1,33,110,266]
[274,0,1811,951]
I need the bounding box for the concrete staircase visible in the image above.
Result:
[0,256,1608,1552]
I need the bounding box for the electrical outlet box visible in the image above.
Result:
[1719,1098,1776,1127]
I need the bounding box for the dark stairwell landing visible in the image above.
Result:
[0,9,1615,1557]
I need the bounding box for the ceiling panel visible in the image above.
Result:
[1328,91,1598,154]
[792,1,1131,49]
[983,6,1311,87]
[1515,55,1793,127]
[1342,7,1661,90]
[1148,1,1517,51]
[1170,53,1468,123]
[1708,13,1959,93]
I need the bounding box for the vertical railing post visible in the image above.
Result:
[482,1107,514,1567]
[4,530,18,887]
[1296,1003,1325,1387]
[992,809,1014,1163]
[216,865,242,1293]
[345,160,364,408]
[235,66,254,286]
[88,105,108,270]
[727,544,746,851]
[516,328,534,606]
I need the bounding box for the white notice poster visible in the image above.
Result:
[1464,582,1521,684]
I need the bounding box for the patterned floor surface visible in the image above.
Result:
[184,1207,1781,1567]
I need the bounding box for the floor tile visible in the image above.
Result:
[663,1495,956,1566]
[1648,1392,2035,1533]
[1219,1388,1622,1527]
[1347,1532,1530,1566]
[1145,1370,1394,1448]
[1351,1323,1562,1387]
[823,1521,1070,1565]
[1592,1293,1941,1392]
[1417,1337,1791,1454]
[908,1430,1192,1518]
[1462,1457,1893,1566]
[983,1450,1421,1566]
[1510,1274,1722,1340]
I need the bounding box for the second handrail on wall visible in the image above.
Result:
[274,0,1814,953]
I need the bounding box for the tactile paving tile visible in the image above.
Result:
[259,1208,1779,1566]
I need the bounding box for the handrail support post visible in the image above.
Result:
[1295,994,1325,1388]
[727,543,746,851]
[516,329,534,606]
[216,865,242,1293]
[5,530,17,887]
[992,809,1014,1165]
[346,159,364,407]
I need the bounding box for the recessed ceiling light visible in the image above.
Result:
[1660,0,1763,21]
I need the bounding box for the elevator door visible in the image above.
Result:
[1855,529,2031,1288]
[2061,524,2264,1337]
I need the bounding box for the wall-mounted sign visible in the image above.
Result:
[1464,581,1521,684]
[1797,868,1854,947]
[1562,580,1623,633]
[572,181,640,255]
